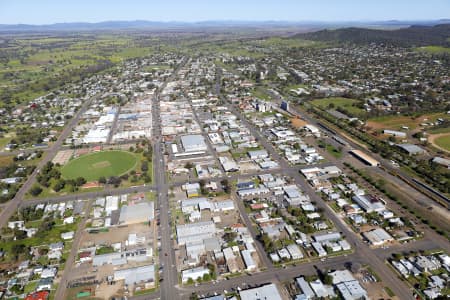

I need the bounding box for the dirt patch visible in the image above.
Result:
[290,117,308,128]
[93,161,111,168]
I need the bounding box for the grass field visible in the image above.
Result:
[367,112,448,131]
[416,46,450,54]
[310,97,364,115]
[61,150,137,181]
[434,135,450,152]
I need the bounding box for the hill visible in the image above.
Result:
[294,24,450,47]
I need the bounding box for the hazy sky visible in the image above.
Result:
[1,0,449,24]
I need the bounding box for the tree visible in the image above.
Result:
[53,179,65,192]
[29,185,43,196]
[223,231,237,243]
[323,274,333,285]
[75,177,86,186]
[202,273,211,281]
[14,229,27,240]
[141,160,149,172]
[98,176,106,184]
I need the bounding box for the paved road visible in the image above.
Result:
[155,58,188,300]
[54,199,93,300]
[217,76,415,298]
[0,96,95,229]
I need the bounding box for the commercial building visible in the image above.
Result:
[349,149,379,166]
[176,221,216,245]
[114,265,155,285]
[119,202,155,225]
[181,135,207,152]
[181,266,210,283]
[383,130,407,138]
[248,149,269,160]
[352,194,385,213]
[363,228,393,246]
[397,143,426,155]
[239,283,283,300]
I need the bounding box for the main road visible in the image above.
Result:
[154,57,188,300]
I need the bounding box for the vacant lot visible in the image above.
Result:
[311,97,364,115]
[61,150,137,181]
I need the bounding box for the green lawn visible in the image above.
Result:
[310,97,364,116]
[368,112,448,131]
[416,46,450,54]
[61,150,138,181]
[435,135,450,151]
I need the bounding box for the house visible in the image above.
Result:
[286,244,303,260]
[41,268,57,279]
[61,231,74,240]
[296,277,315,299]
[25,291,49,300]
[241,250,257,271]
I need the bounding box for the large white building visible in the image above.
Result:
[239,283,283,300]
[114,265,155,285]
[176,221,216,245]
[181,135,207,152]
[181,266,210,283]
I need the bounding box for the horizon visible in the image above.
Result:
[2,18,450,26]
[1,0,449,25]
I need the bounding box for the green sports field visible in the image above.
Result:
[61,150,138,181]
[434,135,450,152]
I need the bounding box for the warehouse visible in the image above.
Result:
[239,283,283,300]
[397,143,426,155]
[349,149,379,166]
[363,228,393,246]
[181,266,210,283]
[176,221,216,245]
[247,149,269,160]
[383,130,407,138]
[180,135,207,152]
[352,194,385,213]
[114,264,155,285]
[119,202,154,225]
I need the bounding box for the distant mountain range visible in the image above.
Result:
[0,19,449,32]
[294,24,450,47]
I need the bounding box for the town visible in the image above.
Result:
[0,4,449,300]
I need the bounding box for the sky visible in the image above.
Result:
[0,0,449,25]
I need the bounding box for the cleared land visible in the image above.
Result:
[61,150,137,181]
[311,97,364,115]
